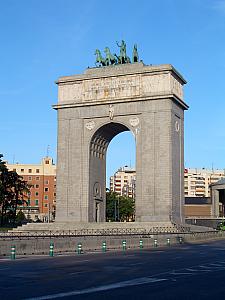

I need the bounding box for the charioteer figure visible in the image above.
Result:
[116,40,131,64]
[94,41,138,67]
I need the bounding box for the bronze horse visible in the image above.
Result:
[95,49,106,67]
[104,47,117,65]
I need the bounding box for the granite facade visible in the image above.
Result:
[53,62,188,224]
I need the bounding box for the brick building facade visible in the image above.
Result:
[6,157,56,222]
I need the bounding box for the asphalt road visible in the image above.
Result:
[1,239,225,299]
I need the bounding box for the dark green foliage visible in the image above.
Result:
[0,154,30,226]
[106,190,135,222]
[15,210,27,225]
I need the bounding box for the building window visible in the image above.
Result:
[44,187,49,192]
[35,200,39,206]
[44,195,48,200]
[35,192,39,196]
[36,176,40,180]
[36,169,40,173]
[13,168,16,172]
[28,169,32,173]
[44,180,49,185]
[21,169,24,173]
[54,193,56,197]
[44,203,48,207]
[45,160,49,164]
[28,176,32,181]
[35,184,39,188]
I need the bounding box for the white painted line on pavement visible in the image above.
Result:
[24,277,168,299]
[209,263,225,267]
[185,268,199,272]
[170,271,192,276]
[128,262,145,266]
[74,259,91,263]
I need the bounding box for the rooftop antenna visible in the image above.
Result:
[46,145,50,157]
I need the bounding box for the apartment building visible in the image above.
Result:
[184,168,225,197]
[110,167,225,218]
[110,166,136,198]
[110,167,225,199]
[6,157,56,222]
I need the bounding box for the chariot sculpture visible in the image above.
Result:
[95,40,139,67]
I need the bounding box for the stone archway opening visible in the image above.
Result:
[89,122,133,222]
[106,131,136,222]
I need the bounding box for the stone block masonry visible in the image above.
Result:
[53,62,188,226]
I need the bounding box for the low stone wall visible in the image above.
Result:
[1,231,225,257]
[186,218,222,229]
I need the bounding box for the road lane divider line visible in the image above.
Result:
[24,277,168,299]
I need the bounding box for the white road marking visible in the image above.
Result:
[209,263,225,267]
[69,271,85,275]
[128,262,145,266]
[170,272,192,276]
[199,265,213,271]
[24,277,168,299]
[23,259,225,299]
[185,268,199,272]
[74,260,91,263]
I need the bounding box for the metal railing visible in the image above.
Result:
[0,224,193,240]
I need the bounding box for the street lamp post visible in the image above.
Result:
[48,203,51,223]
[114,198,117,221]
[27,192,31,222]
[117,196,120,222]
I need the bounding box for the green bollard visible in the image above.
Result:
[49,242,54,257]
[11,245,16,260]
[102,241,106,252]
[154,238,158,247]
[122,240,127,252]
[139,239,143,250]
[167,238,170,246]
[77,243,82,254]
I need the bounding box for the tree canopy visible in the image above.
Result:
[0,154,31,226]
[106,190,135,222]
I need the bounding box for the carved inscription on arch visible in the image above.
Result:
[82,75,141,101]
[58,72,184,104]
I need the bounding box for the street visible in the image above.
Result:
[1,239,225,299]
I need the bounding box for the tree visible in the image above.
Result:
[117,196,135,222]
[106,190,135,222]
[0,154,10,225]
[0,154,30,226]
[106,190,119,221]
[15,210,27,225]
[7,170,30,224]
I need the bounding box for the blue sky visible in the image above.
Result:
[1,0,225,183]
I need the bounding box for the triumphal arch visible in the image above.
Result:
[53,44,188,226]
